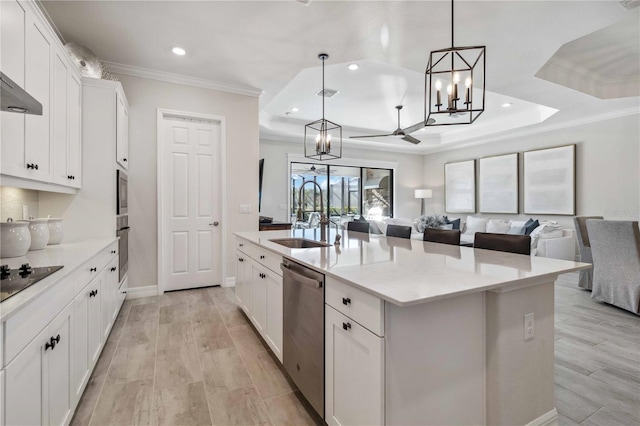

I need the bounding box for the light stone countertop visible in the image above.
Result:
[1,238,118,319]
[235,229,591,306]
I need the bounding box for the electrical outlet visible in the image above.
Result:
[22,205,29,220]
[239,204,252,214]
[524,312,535,341]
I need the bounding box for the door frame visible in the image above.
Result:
[156,108,227,294]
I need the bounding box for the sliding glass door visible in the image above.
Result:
[290,162,393,228]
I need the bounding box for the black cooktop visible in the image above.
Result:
[0,264,64,303]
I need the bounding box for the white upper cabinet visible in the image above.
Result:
[24,12,52,181]
[52,46,82,188]
[1,0,27,177]
[0,0,82,191]
[116,89,129,169]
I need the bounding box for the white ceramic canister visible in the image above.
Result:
[27,218,50,250]
[47,216,64,245]
[0,218,32,258]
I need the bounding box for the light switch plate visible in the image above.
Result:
[240,204,252,214]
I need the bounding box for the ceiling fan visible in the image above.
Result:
[350,105,424,145]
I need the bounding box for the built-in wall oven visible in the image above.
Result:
[117,170,128,215]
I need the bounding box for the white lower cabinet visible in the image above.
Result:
[235,254,251,315]
[235,241,283,363]
[250,261,268,334]
[2,242,119,426]
[265,270,283,362]
[71,277,102,404]
[4,303,73,426]
[325,305,384,426]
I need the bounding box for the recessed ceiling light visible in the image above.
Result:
[172,47,186,56]
[291,107,299,112]
[348,63,359,71]
[502,102,513,108]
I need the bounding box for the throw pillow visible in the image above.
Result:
[437,224,454,230]
[507,225,525,235]
[509,220,528,228]
[524,219,539,235]
[486,219,510,234]
[538,229,564,239]
[445,217,461,230]
[465,216,488,235]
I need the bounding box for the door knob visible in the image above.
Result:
[209,221,219,226]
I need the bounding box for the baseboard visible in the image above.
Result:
[223,276,236,288]
[125,285,159,299]
[526,408,558,426]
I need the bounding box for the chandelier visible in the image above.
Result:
[304,53,342,161]
[424,0,485,126]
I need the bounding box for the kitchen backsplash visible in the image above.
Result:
[0,187,39,221]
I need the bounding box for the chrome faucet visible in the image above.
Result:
[297,180,330,243]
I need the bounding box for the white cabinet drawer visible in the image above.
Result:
[3,273,74,367]
[253,246,282,277]
[74,242,117,294]
[325,276,384,336]
[237,237,251,255]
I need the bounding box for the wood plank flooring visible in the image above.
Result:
[71,274,639,425]
[71,286,321,426]
[554,273,640,425]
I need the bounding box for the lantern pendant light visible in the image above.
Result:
[424,0,486,126]
[304,53,342,161]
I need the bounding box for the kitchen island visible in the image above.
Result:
[235,229,590,426]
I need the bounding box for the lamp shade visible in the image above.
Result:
[415,189,433,199]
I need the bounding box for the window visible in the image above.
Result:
[290,162,394,227]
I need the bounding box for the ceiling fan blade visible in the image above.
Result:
[402,118,436,134]
[349,134,394,139]
[402,135,422,145]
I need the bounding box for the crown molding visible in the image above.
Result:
[421,106,640,155]
[103,61,263,98]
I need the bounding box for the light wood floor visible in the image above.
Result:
[71,274,639,426]
[71,286,321,426]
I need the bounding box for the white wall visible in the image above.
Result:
[259,140,425,221]
[422,114,640,228]
[116,74,259,289]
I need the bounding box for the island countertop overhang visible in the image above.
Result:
[234,229,591,307]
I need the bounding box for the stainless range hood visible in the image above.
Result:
[0,72,42,115]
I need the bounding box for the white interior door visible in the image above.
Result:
[162,116,222,291]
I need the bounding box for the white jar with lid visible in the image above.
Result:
[47,217,64,245]
[27,218,50,250]
[0,218,32,258]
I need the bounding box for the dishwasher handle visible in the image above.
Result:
[281,263,323,289]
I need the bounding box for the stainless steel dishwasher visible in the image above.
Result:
[281,258,325,418]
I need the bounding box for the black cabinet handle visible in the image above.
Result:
[260,255,265,260]
[259,273,266,279]
[342,322,351,331]
[89,290,96,297]
[45,335,61,351]
[34,164,39,170]
[27,163,34,169]
[68,175,72,179]
[239,258,244,262]
[239,243,244,247]
[111,267,117,272]
[111,250,116,254]
[342,297,351,305]
[123,158,127,162]
[90,267,97,272]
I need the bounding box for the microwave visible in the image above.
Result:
[117,170,128,215]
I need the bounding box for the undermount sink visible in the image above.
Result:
[269,238,331,249]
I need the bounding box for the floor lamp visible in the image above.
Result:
[415,189,433,216]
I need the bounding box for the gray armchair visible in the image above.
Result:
[587,220,640,315]
[574,216,603,290]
